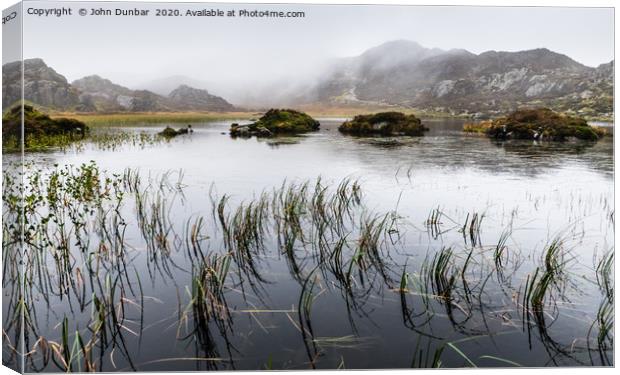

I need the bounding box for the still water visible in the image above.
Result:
[3,118,614,370]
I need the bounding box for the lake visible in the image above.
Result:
[2,118,614,371]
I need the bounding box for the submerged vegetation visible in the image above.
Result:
[338,112,428,136]
[463,108,606,141]
[229,109,320,138]
[1,158,613,371]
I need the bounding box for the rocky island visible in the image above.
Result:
[338,112,428,136]
[158,125,192,138]
[229,109,320,138]
[463,108,606,141]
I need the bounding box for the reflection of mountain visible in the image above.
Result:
[2,59,236,112]
[311,40,613,117]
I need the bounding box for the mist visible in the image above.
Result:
[21,1,614,106]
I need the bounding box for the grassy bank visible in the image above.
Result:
[45,108,615,127]
[51,111,257,126]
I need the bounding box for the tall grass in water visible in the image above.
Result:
[298,270,321,368]
[3,159,613,370]
[460,212,484,247]
[522,237,567,317]
[180,253,235,368]
[520,235,584,363]
[588,250,614,365]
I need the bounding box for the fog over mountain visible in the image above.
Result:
[19,3,611,107]
[307,40,613,116]
[3,40,613,117]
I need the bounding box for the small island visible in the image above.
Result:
[338,112,428,136]
[463,108,606,141]
[158,125,192,138]
[2,104,88,150]
[229,109,320,138]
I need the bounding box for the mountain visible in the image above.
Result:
[2,59,236,113]
[136,75,215,96]
[73,75,236,112]
[2,58,91,111]
[168,85,235,111]
[312,41,613,117]
[3,49,613,118]
[72,75,172,112]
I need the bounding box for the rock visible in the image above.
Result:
[229,109,319,138]
[338,112,428,136]
[463,108,605,141]
[3,59,84,110]
[158,126,191,137]
[256,126,273,137]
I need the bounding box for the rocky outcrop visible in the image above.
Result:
[72,76,171,112]
[338,112,428,136]
[2,58,237,113]
[463,108,605,141]
[168,85,235,111]
[2,58,87,110]
[230,109,319,138]
[314,41,613,118]
[72,75,135,111]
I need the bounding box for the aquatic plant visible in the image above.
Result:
[2,159,613,370]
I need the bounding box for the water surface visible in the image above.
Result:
[2,118,614,370]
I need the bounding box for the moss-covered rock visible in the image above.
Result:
[463,108,605,141]
[158,126,190,137]
[338,112,428,136]
[2,104,88,138]
[229,109,319,138]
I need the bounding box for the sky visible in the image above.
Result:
[10,1,615,99]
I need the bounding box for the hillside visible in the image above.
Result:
[168,85,235,111]
[2,58,90,111]
[312,41,613,117]
[2,59,236,113]
[2,46,613,118]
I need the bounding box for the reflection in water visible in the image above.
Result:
[1,118,614,371]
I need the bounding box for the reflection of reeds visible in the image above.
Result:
[523,237,568,318]
[428,247,456,300]
[460,212,484,247]
[494,226,513,282]
[180,253,234,369]
[3,159,613,370]
[588,250,614,365]
[298,271,320,368]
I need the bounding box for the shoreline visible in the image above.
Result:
[50,109,614,127]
